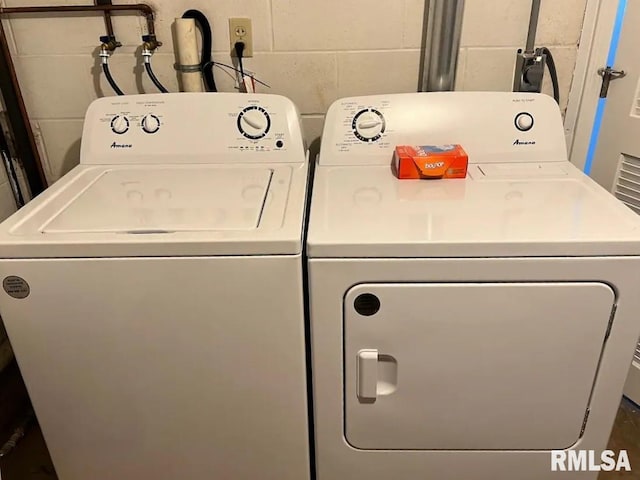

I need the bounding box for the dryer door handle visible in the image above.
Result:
[357,349,379,400]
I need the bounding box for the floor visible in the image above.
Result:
[0,399,638,479]
[601,398,640,479]
[0,424,55,480]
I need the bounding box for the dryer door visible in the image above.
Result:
[344,282,615,450]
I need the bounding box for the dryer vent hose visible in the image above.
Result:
[538,47,559,105]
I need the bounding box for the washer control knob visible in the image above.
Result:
[242,110,266,130]
[237,106,271,140]
[515,112,534,131]
[141,114,161,134]
[111,115,129,134]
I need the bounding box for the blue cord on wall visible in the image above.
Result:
[584,0,627,175]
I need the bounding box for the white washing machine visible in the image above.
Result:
[307,92,640,479]
[0,93,310,480]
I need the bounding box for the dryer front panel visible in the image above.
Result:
[344,282,615,450]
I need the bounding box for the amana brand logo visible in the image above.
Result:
[513,139,536,146]
[551,450,631,472]
[110,142,132,149]
[423,161,445,169]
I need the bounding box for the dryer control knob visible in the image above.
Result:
[141,114,161,134]
[110,115,130,135]
[352,108,386,142]
[515,112,534,131]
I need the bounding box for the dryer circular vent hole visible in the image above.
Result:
[354,293,380,316]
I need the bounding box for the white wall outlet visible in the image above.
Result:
[229,18,253,58]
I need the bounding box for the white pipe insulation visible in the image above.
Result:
[175,18,204,92]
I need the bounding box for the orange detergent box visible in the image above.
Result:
[393,144,468,179]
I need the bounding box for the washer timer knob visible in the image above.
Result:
[238,106,271,140]
[141,114,161,134]
[515,112,534,131]
[110,115,129,135]
[353,109,386,142]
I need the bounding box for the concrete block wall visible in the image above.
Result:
[0,0,587,184]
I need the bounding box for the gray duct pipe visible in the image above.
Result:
[419,0,465,92]
[525,0,542,53]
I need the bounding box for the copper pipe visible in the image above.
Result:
[0,2,158,194]
[102,11,115,39]
[96,0,116,48]
[94,0,116,39]
[0,19,47,191]
[0,4,155,35]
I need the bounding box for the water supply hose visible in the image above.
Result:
[143,48,168,93]
[99,45,124,95]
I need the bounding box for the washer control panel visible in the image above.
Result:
[81,93,305,165]
[320,92,566,166]
[109,114,161,135]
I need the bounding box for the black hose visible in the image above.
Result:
[102,62,124,96]
[539,47,560,105]
[235,41,246,80]
[209,61,270,88]
[145,61,168,93]
[182,9,217,92]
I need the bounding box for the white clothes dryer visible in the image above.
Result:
[307,92,640,480]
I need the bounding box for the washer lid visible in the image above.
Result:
[0,162,309,258]
[41,167,272,234]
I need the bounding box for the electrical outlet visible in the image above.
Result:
[229,18,253,58]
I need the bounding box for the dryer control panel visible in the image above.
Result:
[81,93,306,165]
[319,92,567,166]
